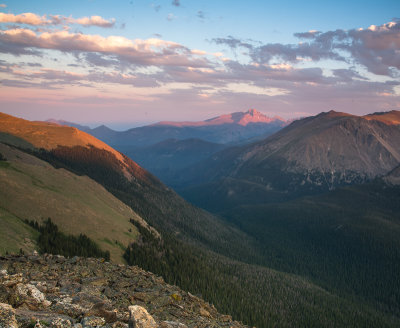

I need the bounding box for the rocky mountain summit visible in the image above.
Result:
[155,109,286,127]
[0,254,247,328]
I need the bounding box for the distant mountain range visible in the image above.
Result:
[48,109,288,147]
[177,110,400,204]
[48,109,288,184]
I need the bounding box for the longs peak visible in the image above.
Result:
[155,109,286,127]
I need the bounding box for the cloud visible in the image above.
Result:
[63,15,116,28]
[0,12,49,25]
[213,36,254,50]
[214,21,400,77]
[22,62,43,67]
[167,13,176,21]
[197,11,205,20]
[83,52,120,68]
[2,65,161,89]
[293,30,321,39]
[0,29,211,68]
[332,69,367,82]
[295,21,400,76]
[0,12,115,28]
[172,0,180,7]
[0,39,42,56]
[152,4,161,12]
[0,4,6,8]
[0,79,58,89]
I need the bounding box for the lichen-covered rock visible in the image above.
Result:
[13,283,49,309]
[128,305,157,328]
[50,317,73,328]
[160,321,188,328]
[1,272,24,288]
[81,316,105,327]
[52,295,88,318]
[0,302,18,328]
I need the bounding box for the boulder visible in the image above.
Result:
[13,283,50,309]
[128,305,157,328]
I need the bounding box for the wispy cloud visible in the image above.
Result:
[152,4,161,12]
[167,13,176,21]
[0,12,115,28]
[0,4,6,8]
[197,11,205,20]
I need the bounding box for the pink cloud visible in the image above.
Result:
[0,28,211,67]
[0,13,49,25]
[72,15,115,28]
[0,12,115,28]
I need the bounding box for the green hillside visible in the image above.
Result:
[0,142,148,262]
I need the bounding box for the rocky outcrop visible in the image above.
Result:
[0,254,247,328]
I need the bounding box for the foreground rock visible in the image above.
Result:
[0,254,247,328]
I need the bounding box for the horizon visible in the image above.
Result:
[3,107,398,131]
[1,1,399,128]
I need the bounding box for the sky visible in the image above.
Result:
[0,0,399,129]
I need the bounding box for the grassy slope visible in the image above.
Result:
[0,142,144,262]
[0,207,38,255]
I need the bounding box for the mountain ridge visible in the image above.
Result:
[46,109,288,147]
[177,110,400,196]
[154,109,287,127]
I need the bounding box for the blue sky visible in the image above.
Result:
[1,0,399,129]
